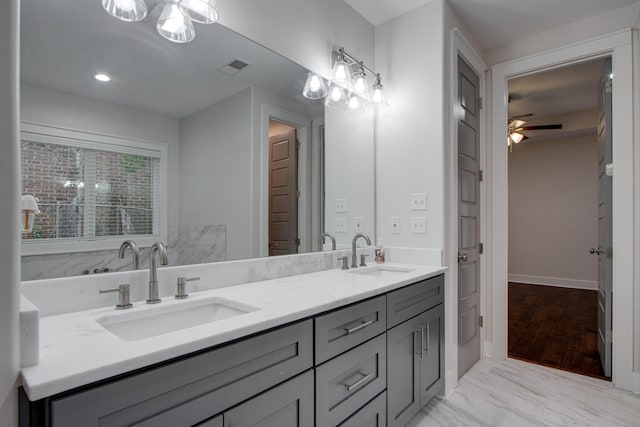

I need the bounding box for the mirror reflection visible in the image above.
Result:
[20,0,374,281]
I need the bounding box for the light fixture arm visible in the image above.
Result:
[338,47,379,78]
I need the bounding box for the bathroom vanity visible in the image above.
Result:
[19,262,445,426]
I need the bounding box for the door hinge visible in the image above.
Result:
[295,190,301,198]
[606,330,612,344]
[295,140,301,150]
[479,315,484,328]
[479,243,484,254]
[605,80,612,94]
[605,163,614,177]
[478,170,483,182]
[478,97,483,111]
[295,238,301,246]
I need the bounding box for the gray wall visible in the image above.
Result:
[508,134,599,289]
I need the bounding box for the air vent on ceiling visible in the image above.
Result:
[217,58,251,76]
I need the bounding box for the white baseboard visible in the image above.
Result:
[508,274,597,290]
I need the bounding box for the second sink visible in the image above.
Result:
[96,297,259,341]
[350,265,415,278]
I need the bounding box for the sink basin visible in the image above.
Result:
[96,297,259,341]
[350,266,415,278]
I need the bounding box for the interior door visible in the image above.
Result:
[595,58,613,378]
[457,55,481,378]
[269,128,299,256]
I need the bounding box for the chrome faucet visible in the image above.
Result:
[351,233,372,268]
[118,240,140,270]
[147,241,168,304]
[319,232,336,250]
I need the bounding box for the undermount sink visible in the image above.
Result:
[350,265,415,278]
[96,297,259,341]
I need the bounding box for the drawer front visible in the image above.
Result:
[224,370,314,427]
[315,334,387,427]
[339,391,387,427]
[387,274,444,328]
[315,296,386,364]
[51,320,313,427]
[195,414,223,427]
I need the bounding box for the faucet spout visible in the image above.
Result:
[319,232,336,250]
[351,233,372,268]
[147,241,168,304]
[118,240,140,270]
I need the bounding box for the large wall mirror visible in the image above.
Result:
[20,0,375,280]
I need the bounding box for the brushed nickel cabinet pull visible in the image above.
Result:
[345,319,374,334]
[344,372,373,392]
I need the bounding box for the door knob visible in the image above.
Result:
[457,253,468,262]
[590,248,602,255]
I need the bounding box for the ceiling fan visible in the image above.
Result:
[507,117,563,150]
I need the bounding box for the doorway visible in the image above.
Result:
[268,120,299,256]
[505,58,612,379]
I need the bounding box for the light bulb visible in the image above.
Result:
[94,73,111,82]
[302,72,327,99]
[332,59,352,90]
[178,0,219,24]
[348,95,360,110]
[325,83,347,108]
[510,132,525,144]
[372,74,387,107]
[157,1,196,43]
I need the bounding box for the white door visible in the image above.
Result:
[594,58,613,378]
[457,55,482,378]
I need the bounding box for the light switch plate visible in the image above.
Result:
[391,216,400,234]
[354,217,364,233]
[335,218,347,233]
[410,217,427,234]
[410,193,427,211]
[335,198,347,213]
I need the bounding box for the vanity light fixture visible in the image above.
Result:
[303,47,388,111]
[302,72,328,99]
[94,73,111,82]
[101,0,220,44]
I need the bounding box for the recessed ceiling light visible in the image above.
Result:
[94,73,111,82]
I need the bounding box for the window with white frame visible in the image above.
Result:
[21,123,167,254]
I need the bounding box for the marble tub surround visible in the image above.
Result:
[20,296,39,368]
[21,262,446,401]
[21,224,226,281]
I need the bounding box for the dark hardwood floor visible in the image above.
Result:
[508,282,609,380]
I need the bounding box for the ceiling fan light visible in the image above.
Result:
[510,119,526,129]
[157,1,196,43]
[510,132,525,144]
[178,0,219,24]
[102,0,148,22]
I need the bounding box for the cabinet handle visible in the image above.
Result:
[344,372,373,392]
[414,328,423,355]
[420,325,427,358]
[425,323,430,355]
[345,319,374,335]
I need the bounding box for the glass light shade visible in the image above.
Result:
[510,132,525,144]
[510,119,526,129]
[102,0,148,22]
[352,71,370,102]
[332,59,352,89]
[372,83,387,106]
[178,0,219,24]
[346,93,366,113]
[325,83,347,108]
[157,1,196,43]
[302,72,327,99]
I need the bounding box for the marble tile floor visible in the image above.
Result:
[408,358,640,427]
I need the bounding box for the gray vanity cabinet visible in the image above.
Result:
[386,278,444,427]
[49,320,313,427]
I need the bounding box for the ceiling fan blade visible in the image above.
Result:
[510,113,534,119]
[520,124,562,130]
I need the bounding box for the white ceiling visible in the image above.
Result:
[345,0,639,49]
[21,0,320,119]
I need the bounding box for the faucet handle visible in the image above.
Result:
[337,256,349,270]
[176,277,200,299]
[360,254,370,267]
[99,284,133,310]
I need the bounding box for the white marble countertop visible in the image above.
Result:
[21,263,446,401]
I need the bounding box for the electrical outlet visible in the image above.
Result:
[410,217,427,234]
[335,218,347,233]
[354,217,364,233]
[335,198,347,213]
[391,216,400,234]
[410,193,427,211]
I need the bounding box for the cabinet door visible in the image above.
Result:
[224,370,314,427]
[419,304,444,407]
[386,313,424,427]
[338,391,386,427]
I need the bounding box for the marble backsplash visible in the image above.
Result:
[21,224,226,281]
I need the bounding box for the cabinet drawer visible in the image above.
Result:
[315,296,386,364]
[224,370,314,427]
[339,391,387,427]
[387,274,444,328]
[315,334,387,427]
[51,320,313,427]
